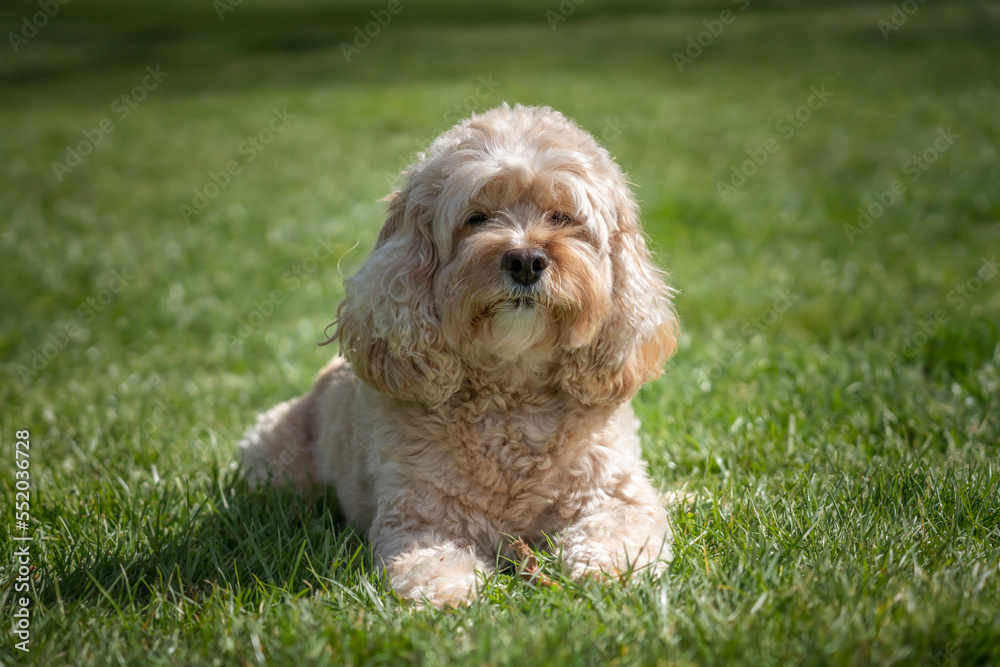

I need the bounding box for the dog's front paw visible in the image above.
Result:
[385,543,487,608]
[560,500,673,582]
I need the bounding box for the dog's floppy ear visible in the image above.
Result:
[334,190,463,406]
[559,187,678,405]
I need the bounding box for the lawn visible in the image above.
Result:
[1,0,999,664]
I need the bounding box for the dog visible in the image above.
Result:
[239,103,679,607]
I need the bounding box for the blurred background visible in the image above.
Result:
[1,0,998,473]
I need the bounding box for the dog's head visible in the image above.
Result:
[335,104,677,406]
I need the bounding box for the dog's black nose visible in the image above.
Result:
[501,248,549,286]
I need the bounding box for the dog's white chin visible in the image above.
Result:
[483,301,549,359]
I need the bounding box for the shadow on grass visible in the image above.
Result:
[37,469,379,611]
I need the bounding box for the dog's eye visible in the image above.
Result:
[549,211,574,225]
[466,212,490,226]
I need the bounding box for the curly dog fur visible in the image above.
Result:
[240,104,678,607]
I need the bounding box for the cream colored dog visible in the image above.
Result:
[240,104,678,607]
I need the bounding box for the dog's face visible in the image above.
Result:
[336,104,677,405]
[433,126,617,367]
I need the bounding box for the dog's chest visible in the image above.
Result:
[410,396,615,533]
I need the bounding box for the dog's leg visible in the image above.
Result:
[239,395,317,495]
[559,491,672,581]
[370,503,492,607]
[239,358,353,496]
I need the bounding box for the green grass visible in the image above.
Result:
[2,0,999,664]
